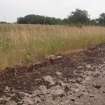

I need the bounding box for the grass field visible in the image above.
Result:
[0,24,105,68]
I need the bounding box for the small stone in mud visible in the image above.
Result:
[56,55,63,60]
[39,85,49,94]
[43,75,55,85]
[86,64,91,69]
[46,55,57,60]
[46,55,62,60]
[56,71,62,76]
[49,86,64,96]
[4,86,11,92]
[77,66,83,69]
[71,98,75,102]
[93,84,101,89]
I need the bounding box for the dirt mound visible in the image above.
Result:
[0,44,105,105]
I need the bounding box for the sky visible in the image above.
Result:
[0,0,105,22]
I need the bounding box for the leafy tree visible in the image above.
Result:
[17,10,105,26]
[17,17,26,24]
[98,13,105,25]
[17,15,63,25]
[67,9,90,25]
[0,21,8,24]
[89,19,98,25]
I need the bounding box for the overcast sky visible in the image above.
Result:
[0,0,105,22]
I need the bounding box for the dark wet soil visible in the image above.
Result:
[0,44,105,105]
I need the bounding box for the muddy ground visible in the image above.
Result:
[0,44,105,105]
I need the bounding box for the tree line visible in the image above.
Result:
[17,9,105,26]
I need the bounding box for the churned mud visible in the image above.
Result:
[0,44,105,105]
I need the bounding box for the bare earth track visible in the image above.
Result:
[0,44,105,105]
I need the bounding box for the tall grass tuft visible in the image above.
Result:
[0,24,105,68]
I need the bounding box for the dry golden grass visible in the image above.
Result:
[0,24,105,68]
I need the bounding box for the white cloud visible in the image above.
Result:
[0,0,105,22]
